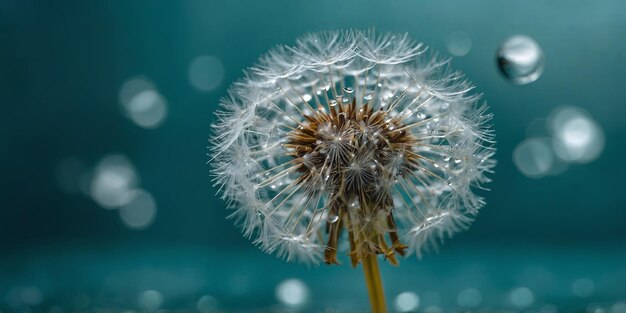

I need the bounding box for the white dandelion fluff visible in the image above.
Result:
[209,30,495,266]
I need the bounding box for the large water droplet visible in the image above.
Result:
[327,212,339,223]
[497,35,544,85]
[343,87,354,94]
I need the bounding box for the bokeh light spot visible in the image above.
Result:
[119,77,168,129]
[188,55,224,92]
[456,288,482,308]
[513,137,554,178]
[572,278,594,298]
[394,291,420,312]
[119,189,157,230]
[90,154,138,209]
[138,290,163,312]
[275,278,309,307]
[549,106,605,163]
[613,302,626,313]
[21,286,43,306]
[196,295,218,313]
[510,286,534,308]
[446,31,472,57]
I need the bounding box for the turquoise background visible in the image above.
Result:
[2,1,626,311]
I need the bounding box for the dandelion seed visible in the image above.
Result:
[209,30,495,312]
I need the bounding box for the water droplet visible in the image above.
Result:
[377,83,383,88]
[442,156,451,162]
[343,87,354,94]
[329,99,338,107]
[327,213,339,223]
[497,35,544,85]
[454,158,462,164]
[364,93,373,101]
[349,199,361,209]
[342,97,349,103]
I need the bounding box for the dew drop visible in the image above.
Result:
[442,156,451,162]
[349,199,361,209]
[343,87,354,94]
[454,158,462,164]
[364,93,373,101]
[497,35,544,85]
[377,83,383,88]
[327,213,339,223]
[329,99,338,107]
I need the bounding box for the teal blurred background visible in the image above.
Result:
[2,1,626,312]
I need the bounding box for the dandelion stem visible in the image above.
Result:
[362,254,387,313]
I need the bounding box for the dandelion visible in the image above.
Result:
[209,30,495,312]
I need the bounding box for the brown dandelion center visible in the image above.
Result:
[286,96,422,266]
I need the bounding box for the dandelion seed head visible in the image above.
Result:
[210,30,495,265]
